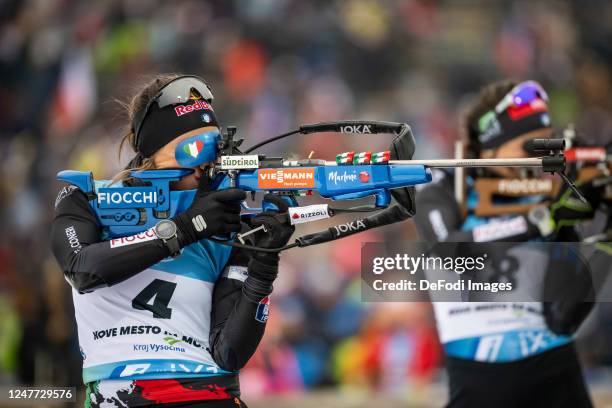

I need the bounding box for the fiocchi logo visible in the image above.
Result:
[97,188,158,209]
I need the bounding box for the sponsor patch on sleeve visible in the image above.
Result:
[288,204,330,225]
[109,228,157,248]
[473,216,527,242]
[255,296,270,323]
[65,225,82,253]
[222,265,249,282]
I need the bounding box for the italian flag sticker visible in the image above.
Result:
[183,140,204,158]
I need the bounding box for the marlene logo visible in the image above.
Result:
[328,171,358,185]
[258,169,315,188]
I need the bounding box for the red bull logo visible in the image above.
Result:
[174,99,213,117]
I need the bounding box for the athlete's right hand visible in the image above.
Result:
[550,176,607,227]
[173,177,246,246]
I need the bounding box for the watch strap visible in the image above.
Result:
[164,235,182,258]
[154,220,182,258]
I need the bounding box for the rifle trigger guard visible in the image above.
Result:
[240,201,262,214]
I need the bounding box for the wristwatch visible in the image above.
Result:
[154,220,181,258]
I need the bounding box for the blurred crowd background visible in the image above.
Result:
[1,0,611,406]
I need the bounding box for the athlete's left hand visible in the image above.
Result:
[242,194,295,303]
[248,194,295,251]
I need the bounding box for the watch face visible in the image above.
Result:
[156,220,177,239]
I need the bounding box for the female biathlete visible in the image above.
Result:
[51,74,294,407]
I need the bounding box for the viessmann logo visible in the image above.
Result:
[258,169,315,188]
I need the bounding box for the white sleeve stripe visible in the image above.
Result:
[428,209,449,241]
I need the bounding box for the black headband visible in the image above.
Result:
[471,104,551,152]
[137,99,218,157]
[132,76,218,157]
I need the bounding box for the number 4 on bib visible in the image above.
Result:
[132,279,177,319]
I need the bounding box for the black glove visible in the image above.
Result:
[248,194,296,252]
[550,176,607,229]
[173,176,246,247]
[242,194,295,303]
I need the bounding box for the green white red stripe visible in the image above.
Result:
[372,150,391,164]
[336,151,355,165]
[353,151,372,164]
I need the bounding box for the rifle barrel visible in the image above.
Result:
[314,157,546,168]
[389,158,545,168]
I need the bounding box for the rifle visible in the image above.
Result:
[563,125,612,202]
[469,124,611,217]
[57,120,579,252]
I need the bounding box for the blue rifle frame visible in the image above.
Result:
[57,164,432,239]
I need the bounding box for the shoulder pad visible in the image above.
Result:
[57,170,95,196]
